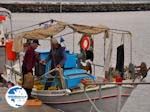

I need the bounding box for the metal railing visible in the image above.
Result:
[4,65,67,89]
[92,63,104,76]
[83,82,150,112]
[4,64,22,84]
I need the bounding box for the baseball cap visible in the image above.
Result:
[32,39,40,45]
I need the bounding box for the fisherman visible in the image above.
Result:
[23,40,32,54]
[41,38,66,90]
[79,47,94,74]
[22,39,40,99]
[135,62,150,81]
[85,47,94,73]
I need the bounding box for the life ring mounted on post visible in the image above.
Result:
[80,34,91,50]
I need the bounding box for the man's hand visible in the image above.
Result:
[56,64,61,68]
[40,60,46,65]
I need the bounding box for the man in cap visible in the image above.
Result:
[43,38,66,90]
[22,39,40,99]
[46,38,66,69]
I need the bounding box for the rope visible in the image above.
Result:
[8,19,55,33]
[91,63,104,68]
[39,68,58,79]
[84,90,102,112]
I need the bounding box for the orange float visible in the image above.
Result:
[5,40,16,61]
[80,34,91,50]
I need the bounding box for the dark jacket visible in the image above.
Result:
[46,45,66,69]
[22,46,38,74]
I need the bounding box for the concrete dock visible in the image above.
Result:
[121,72,150,112]
[0,87,59,112]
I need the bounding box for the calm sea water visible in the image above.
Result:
[7,11,150,76]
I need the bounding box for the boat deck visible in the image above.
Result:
[0,87,59,112]
[121,72,150,112]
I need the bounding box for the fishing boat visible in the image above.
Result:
[1,11,135,112]
[31,22,134,112]
[0,7,14,80]
[0,7,12,74]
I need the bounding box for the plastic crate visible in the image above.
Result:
[64,53,77,69]
[64,72,95,89]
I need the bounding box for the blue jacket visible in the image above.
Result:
[46,45,66,69]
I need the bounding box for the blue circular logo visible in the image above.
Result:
[5,85,28,108]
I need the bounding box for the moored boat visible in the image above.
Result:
[1,12,135,112]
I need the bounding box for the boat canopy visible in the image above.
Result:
[13,20,109,52]
[17,20,109,40]
[12,19,131,53]
[68,24,109,35]
[21,22,67,39]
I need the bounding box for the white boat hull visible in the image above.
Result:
[32,85,133,112]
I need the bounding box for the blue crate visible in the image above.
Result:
[64,53,77,69]
[64,68,87,76]
[65,74,95,89]
[64,68,95,89]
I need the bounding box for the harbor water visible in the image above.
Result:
[5,11,150,76]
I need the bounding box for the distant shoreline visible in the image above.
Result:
[0,3,150,12]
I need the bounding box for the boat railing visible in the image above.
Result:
[3,64,22,84]
[83,81,150,112]
[92,63,104,76]
[5,64,22,76]
[4,65,67,89]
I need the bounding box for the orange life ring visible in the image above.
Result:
[80,35,91,50]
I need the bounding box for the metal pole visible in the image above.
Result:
[60,0,62,13]
[104,33,106,78]
[99,85,102,99]
[10,61,13,83]
[9,16,13,38]
[130,36,132,63]
[104,36,106,65]
[94,64,95,76]
[117,85,122,112]
[73,32,75,53]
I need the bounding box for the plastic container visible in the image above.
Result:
[64,68,95,89]
[115,75,123,83]
[64,53,77,69]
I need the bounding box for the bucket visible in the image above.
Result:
[115,75,123,83]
